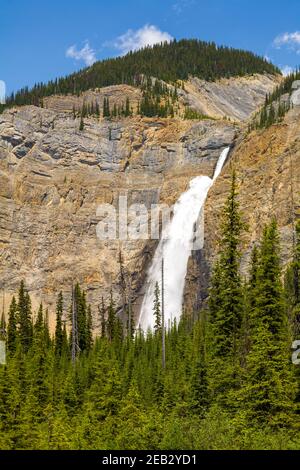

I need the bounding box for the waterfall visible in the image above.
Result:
[138,147,230,332]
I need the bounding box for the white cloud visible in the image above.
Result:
[113,24,173,55]
[172,0,195,15]
[273,31,300,53]
[264,54,271,63]
[66,42,96,66]
[281,65,294,77]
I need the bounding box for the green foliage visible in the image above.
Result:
[285,220,300,408]
[17,281,33,353]
[1,200,300,449]
[207,173,245,406]
[79,115,84,131]
[184,107,213,120]
[7,297,18,353]
[153,282,161,334]
[55,292,64,356]
[2,40,279,113]
[249,69,300,131]
[103,97,110,118]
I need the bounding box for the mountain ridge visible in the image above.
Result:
[1,39,281,111]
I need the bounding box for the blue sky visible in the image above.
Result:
[1,0,300,95]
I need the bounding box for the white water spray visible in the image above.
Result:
[138,147,230,332]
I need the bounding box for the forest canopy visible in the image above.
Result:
[1,39,280,110]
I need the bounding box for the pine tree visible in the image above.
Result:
[7,297,18,354]
[153,282,161,334]
[55,292,64,356]
[189,315,209,417]
[79,115,84,131]
[0,311,6,340]
[99,297,106,338]
[241,220,296,426]
[107,291,116,342]
[126,305,135,341]
[86,305,93,352]
[285,221,300,406]
[207,172,245,406]
[17,282,33,353]
[74,284,88,352]
[43,309,51,348]
[125,97,131,117]
[285,220,300,336]
[34,304,44,339]
[103,97,111,118]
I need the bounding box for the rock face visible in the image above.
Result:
[0,74,280,326]
[185,104,300,313]
[181,74,282,121]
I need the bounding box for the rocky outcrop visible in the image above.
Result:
[184,104,300,313]
[180,74,282,121]
[0,73,280,326]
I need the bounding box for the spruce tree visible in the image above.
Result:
[55,292,64,356]
[17,282,33,353]
[99,297,106,338]
[153,282,161,334]
[207,171,245,406]
[86,305,93,352]
[285,220,300,336]
[7,297,18,354]
[74,284,88,351]
[0,311,6,340]
[125,97,130,117]
[285,221,300,406]
[107,291,116,342]
[241,220,296,426]
[79,115,84,131]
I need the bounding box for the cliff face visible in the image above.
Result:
[188,102,300,312]
[0,74,280,324]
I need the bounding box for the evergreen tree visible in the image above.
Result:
[33,304,44,344]
[189,315,209,417]
[55,292,64,356]
[99,297,106,338]
[285,220,300,336]
[17,282,33,353]
[74,284,88,352]
[285,221,300,406]
[125,97,131,117]
[43,309,51,348]
[7,297,18,354]
[107,291,116,342]
[86,305,93,352]
[0,311,6,340]
[241,220,296,426]
[153,282,161,334]
[207,172,245,406]
[103,97,111,118]
[79,115,84,131]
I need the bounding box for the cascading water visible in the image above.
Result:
[138,147,230,332]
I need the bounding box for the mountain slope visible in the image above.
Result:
[0,73,279,321]
[2,39,280,109]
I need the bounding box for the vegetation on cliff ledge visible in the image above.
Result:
[249,69,300,131]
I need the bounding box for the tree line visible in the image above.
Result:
[0,39,280,113]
